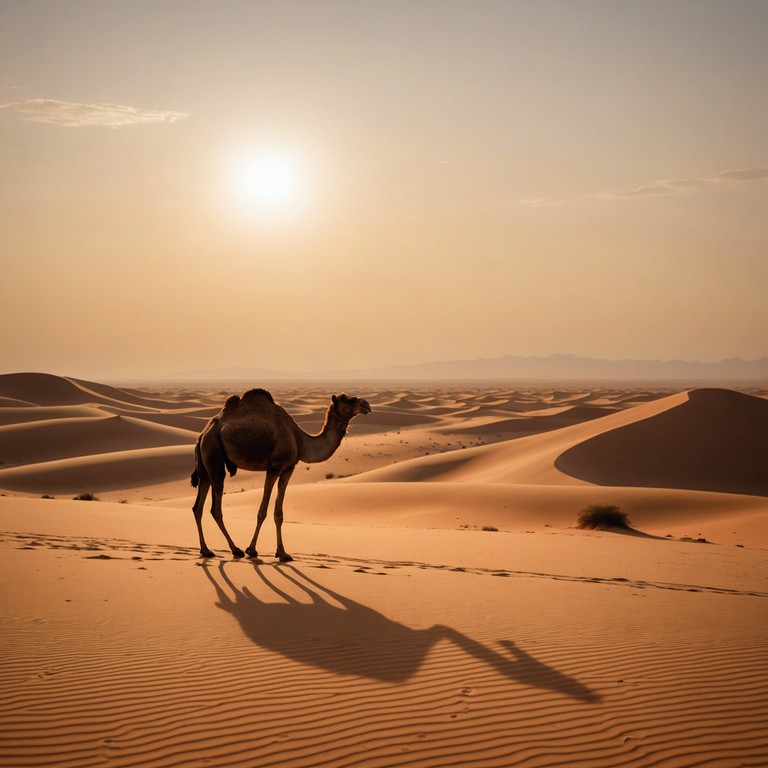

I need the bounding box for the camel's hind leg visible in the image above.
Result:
[192,475,215,558]
[209,469,245,558]
[198,427,244,559]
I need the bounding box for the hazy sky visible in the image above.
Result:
[1,0,766,379]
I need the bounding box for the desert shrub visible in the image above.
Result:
[577,504,631,530]
[73,492,99,502]
[325,472,335,479]
[41,494,55,499]
[482,525,499,532]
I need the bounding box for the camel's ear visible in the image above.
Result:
[332,395,337,404]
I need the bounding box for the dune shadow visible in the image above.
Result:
[200,562,600,703]
[554,389,768,497]
[592,526,670,541]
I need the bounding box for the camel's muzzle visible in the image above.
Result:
[359,399,372,415]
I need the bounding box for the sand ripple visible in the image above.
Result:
[1,532,766,768]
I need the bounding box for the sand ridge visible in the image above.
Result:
[555,388,768,495]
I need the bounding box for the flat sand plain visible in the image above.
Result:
[1,373,766,767]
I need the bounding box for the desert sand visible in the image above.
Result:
[1,372,766,767]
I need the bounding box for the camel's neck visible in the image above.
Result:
[296,405,351,464]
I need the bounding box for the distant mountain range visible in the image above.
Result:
[168,354,768,382]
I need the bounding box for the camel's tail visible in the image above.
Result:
[221,433,238,478]
[191,436,203,487]
[190,424,237,485]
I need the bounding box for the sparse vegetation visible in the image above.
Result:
[41,495,55,499]
[577,504,631,530]
[73,492,99,502]
[325,472,335,479]
[482,525,499,532]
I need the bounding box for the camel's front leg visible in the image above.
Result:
[274,467,295,562]
[245,471,279,559]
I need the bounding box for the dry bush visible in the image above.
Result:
[577,504,631,530]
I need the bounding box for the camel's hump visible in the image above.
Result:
[220,388,276,417]
[241,388,275,404]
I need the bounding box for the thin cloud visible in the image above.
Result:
[707,167,768,184]
[592,183,671,200]
[515,197,564,207]
[0,98,188,127]
[592,167,768,200]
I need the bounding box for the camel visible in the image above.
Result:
[191,388,371,561]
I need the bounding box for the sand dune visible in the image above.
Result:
[0,372,104,406]
[0,375,207,494]
[0,404,107,426]
[99,409,212,432]
[1,379,764,514]
[1,377,767,766]
[0,445,194,494]
[355,408,441,427]
[0,395,37,407]
[556,388,768,496]
[350,389,765,492]
[453,405,615,437]
[357,393,688,484]
[0,372,197,410]
[69,377,203,409]
[0,414,195,467]
[270,481,766,543]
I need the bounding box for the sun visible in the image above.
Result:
[230,152,307,219]
[238,156,298,203]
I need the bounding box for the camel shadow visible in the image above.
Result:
[200,562,601,703]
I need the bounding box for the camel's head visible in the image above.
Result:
[332,393,372,420]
